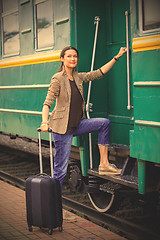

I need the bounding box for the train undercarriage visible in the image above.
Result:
[68,145,160,213]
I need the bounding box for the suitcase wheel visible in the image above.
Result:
[59,225,63,232]
[48,229,53,235]
[28,226,32,232]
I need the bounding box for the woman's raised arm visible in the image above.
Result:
[100,47,127,75]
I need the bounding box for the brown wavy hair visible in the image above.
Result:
[58,46,79,72]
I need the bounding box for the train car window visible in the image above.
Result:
[139,0,160,32]
[1,0,19,56]
[2,0,18,12]
[34,0,54,50]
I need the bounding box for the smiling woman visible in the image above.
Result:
[40,45,126,191]
[58,46,79,79]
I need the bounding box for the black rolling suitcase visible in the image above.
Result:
[25,128,63,235]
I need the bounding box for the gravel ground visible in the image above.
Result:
[0,132,51,158]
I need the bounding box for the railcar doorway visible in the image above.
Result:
[88,0,134,213]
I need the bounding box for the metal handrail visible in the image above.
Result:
[86,16,100,169]
[125,11,132,110]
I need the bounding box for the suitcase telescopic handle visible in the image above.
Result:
[37,128,54,178]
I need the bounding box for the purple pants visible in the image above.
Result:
[52,118,110,191]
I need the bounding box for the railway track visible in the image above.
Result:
[0,134,159,240]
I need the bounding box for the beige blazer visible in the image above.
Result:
[43,68,103,134]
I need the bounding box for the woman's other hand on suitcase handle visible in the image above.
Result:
[41,122,49,132]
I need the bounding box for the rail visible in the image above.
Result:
[0,143,159,240]
[0,170,159,240]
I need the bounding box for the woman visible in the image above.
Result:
[41,46,127,190]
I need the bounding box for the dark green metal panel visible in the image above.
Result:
[76,0,107,72]
[0,112,42,139]
[0,89,46,110]
[132,50,160,81]
[70,0,76,47]
[0,61,60,138]
[129,0,160,165]
[133,85,160,122]
[129,0,160,194]
[111,122,133,145]
[137,159,146,194]
[0,67,21,86]
[130,125,160,164]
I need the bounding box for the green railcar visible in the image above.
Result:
[0,0,160,212]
